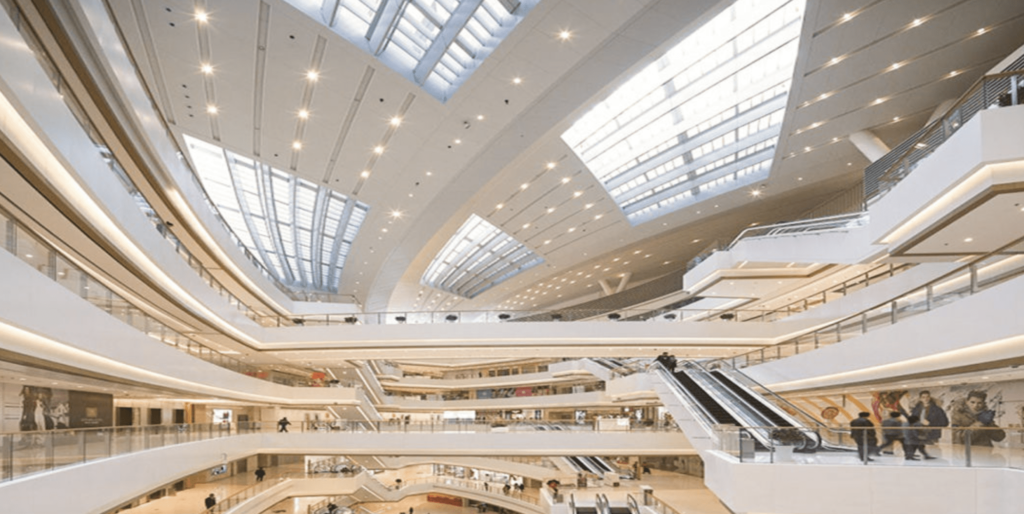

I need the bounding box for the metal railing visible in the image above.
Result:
[0,202,310,386]
[865,65,1024,203]
[710,244,1024,370]
[0,419,678,483]
[727,212,869,250]
[715,425,1024,469]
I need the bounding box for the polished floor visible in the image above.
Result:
[118,466,727,514]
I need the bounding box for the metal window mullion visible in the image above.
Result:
[367,0,410,55]
[226,156,286,283]
[432,230,495,287]
[325,200,357,290]
[310,189,330,290]
[412,0,483,85]
[445,236,513,292]
[286,176,308,286]
[260,168,297,285]
[456,244,529,294]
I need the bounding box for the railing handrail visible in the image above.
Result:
[710,235,1024,370]
[728,212,868,250]
[866,67,1024,203]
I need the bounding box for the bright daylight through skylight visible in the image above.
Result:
[185,135,369,294]
[562,0,805,224]
[285,0,539,101]
[422,214,543,299]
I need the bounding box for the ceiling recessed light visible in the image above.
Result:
[522,223,530,229]
[496,203,504,210]
[750,189,762,197]
[912,18,923,27]
[390,116,402,126]
[390,210,403,219]
[360,170,370,178]
[573,191,583,198]
[520,183,529,190]
[543,240,551,245]
[558,30,572,41]
[206,105,218,114]
[584,203,593,209]
[594,214,603,220]
[195,10,208,23]
[892,116,900,122]
[306,70,320,81]
[547,207,556,213]
[292,141,302,150]
[477,114,485,121]
[964,237,973,243]
[977,27,986,35]
[454,139,462,145]
[374,145,385,154]
[298,109,310,119]
[200,63,213,74]
[890,62,901,70]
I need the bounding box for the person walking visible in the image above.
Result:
[204,493,217,509]
[278,417,291,433]
[254,466,266,482]
[876,411,905,455]
[904,415,937,460]
[850,412,877,462]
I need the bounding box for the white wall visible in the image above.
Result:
[703,450,1024,514]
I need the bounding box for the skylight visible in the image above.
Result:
[422,214,543,299]
[287,0,540,101]
[562,0,805,224]
[185,135,369,293]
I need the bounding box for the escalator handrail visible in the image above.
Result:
[597,493,609,514]
[704,362,854,450]
[706,369,822,450]
[708,361,828,430]
[679,361,775,448]
[626,494,639,514]
[569,493,576,514]
[652,362,722,432]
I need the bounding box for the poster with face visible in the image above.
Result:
[19,386,69,431]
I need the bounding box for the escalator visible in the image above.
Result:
[570,494,597,514]
[669,367,741,426]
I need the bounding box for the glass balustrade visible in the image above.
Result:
[0,420,678,483]
[713,426,1024,470]
[0,203,311,386]
[713,245,1024,370]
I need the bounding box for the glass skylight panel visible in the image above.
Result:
[562,0,805,224]
[421,214,543,299]
[287,0,538,101]
[184,135,369,293]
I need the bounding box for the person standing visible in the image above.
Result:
[278,417,291,433]
[850,412,877,462]
[910,391,949,444]
[204,494,217,509]
[876,411,905,455]
[254,466,266,482]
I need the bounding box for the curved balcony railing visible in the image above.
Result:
[708,241,1024,370]
[0,0,346,326]
[0,202,311,386]
[0,420,679,484]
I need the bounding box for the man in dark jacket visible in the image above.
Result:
[850,412,877,462]
[910,391,949,443]
[205,494,217,509]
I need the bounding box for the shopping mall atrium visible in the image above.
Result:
[1,0,1024,512]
